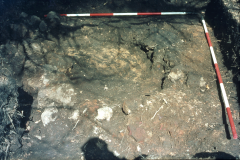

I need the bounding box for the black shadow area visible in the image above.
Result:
[17,88,33,128]
[193,151,236,159]
[81,138,147,160]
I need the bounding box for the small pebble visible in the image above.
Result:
[122,101,131,115]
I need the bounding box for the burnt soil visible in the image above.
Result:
[0,0,239,159]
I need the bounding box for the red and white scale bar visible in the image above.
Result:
[202,16,238,139]
[44,12,194,17]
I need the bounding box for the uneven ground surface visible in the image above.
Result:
[0,0,239,159]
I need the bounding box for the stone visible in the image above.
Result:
[199,77,206,92]
[199,77,206,87]
[31,42,42,55]
[168,69,185,83]
[22,40,45,65]
[41,107,58,127]
[122,101,131,115]
[10,24,28,39]
[95,107,113,121]
[20,12,28,18]
[127,124,147,142]
[39,21,47,32]
[169,61,175,67]
[30,15,41,26]
[37,84,77,108]
[45,11,60,29]
[68,110,79,120]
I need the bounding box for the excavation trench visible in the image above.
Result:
[0,0,239,159]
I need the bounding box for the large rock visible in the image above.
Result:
[45,11,60,30]
[0,42,26,76]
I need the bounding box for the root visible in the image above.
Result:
[151,105,163,120]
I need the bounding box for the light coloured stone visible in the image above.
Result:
[37,84,76,108]
[41,107,58,126]
[95,107,113,121]
[168,70,184,82]
[68,110,79,120]
[199,77,206,87]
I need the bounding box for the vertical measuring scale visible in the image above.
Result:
[201,16,238,139]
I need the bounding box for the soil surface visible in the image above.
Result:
[0,0,239,159]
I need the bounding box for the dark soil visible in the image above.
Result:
[0,0,239,159]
